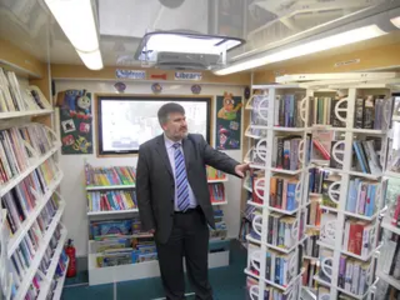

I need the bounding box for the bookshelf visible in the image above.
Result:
[0,63,67,300]
[292,76,396,300]
[243,74,400,299]
[0,209,14,300]
[84,163,231,286]
[374,111,400,297]
[244,84,309,300]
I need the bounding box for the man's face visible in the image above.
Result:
[162,112,188,141]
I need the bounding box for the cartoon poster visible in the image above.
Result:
[216,92,242,150]
[56,89,93,154]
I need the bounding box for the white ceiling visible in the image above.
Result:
[0,0,397,68]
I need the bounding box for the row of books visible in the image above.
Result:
[342,218,376,257]
[308,168,329,194]
[96,236,157,268]
[338,255,372,296]
[43,250,69,299]
[248,243,297,286]
[345,178,380,217]
[304,231,320,258]
[25,226,64,300]
[89,217,157,268]
[206,166,226,180]
[329,138,382,174]
[272,136,302,171]
[209,183,225,204]
[263,213,297,249]
[309,94,388,130]
[10,219,62,297]
[0,67,51,113]
[2,158,58,235]
[302,259,318,290]
[269,175,299,211]
[84,163,136,186]
[87,190,137,212]
[0,124,54,185]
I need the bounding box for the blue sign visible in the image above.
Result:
[115,69,146,79]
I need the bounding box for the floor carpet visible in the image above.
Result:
[62,240,247,300]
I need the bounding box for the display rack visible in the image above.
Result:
[0,60,67,299]
[85,164,230,286]
[244,84,310,300]
[374,105,400,297]
[305,81,395,300]
[243,73,400,300]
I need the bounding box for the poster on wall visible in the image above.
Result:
[56,89,93,155]
[215,92,242,150]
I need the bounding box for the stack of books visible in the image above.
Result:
[87,190,137,212]
[272,136,302,171]
[307,200,321,228]
[250,249,297,286]
[353,95,388,130]
[337,256,371,295]
[2,167,59,235]
[209,183,225,204]
[304,230,320,258]
[89,218,157,268]
[209,209,227,240]
[85,163,136,186]
[274,93,305,128]
[264,213,297,249]
[0,67,51,113]
[309,168,330,194]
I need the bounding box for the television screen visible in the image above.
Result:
[98,96,211,154]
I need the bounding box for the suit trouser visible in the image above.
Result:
[155,207,213,300]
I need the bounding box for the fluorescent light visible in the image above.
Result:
[45,0,99,52]
[135,32,244,61]
[77,49,103,70]
[391,16,400,29]
[214,25,387,75]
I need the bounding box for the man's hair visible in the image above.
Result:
[157,102,185,125]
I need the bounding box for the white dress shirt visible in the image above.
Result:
[164,135,198,211]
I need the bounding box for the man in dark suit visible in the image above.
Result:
[137,102,249,300]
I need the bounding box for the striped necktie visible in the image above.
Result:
[173,143,190,212]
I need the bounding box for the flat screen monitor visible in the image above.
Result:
[97,96,211,155]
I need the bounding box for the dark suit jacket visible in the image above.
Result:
[136,133,240,244]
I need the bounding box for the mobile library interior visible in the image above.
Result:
[1,1,400,300]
